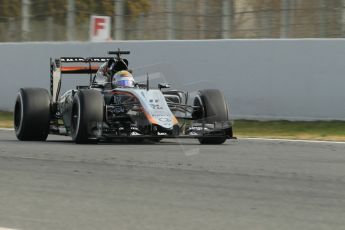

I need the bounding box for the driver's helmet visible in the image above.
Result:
[112,70,135,88]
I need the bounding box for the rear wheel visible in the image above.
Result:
[14,88,51,141]
[194,89,230,145]
[71,89,104,144]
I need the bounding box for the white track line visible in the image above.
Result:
[0,227,20,230]
[240,137,345,144]
[0,128,14,131]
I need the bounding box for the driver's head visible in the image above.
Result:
[113,70,135,88]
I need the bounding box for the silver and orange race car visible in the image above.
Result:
[14,50,233,144]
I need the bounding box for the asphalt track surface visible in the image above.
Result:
[0,130,345,230]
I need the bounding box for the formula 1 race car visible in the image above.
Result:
[14,50,233,144]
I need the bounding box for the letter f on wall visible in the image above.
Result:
[94,18,105,36]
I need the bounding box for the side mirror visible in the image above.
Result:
[158,83,170,90]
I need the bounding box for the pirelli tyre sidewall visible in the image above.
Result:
[71,89,104,144]
[196,89,230,145]
[14,88,51,141]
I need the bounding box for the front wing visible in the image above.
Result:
[96,121,233,140]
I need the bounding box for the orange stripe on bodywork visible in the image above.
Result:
[172,116,179,125]
[60,66,99,73]
[143,111,158,125]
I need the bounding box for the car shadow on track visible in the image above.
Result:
[1,138,232,146]
[42,138,203,146]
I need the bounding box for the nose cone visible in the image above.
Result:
[155,115,175,129]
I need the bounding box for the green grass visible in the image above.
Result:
[0,111,13,128]
[234,120,345,141]
[1,111,345,141]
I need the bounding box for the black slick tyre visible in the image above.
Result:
[70,89,104,144]
[195,89,230,145]
[14,88,51,141]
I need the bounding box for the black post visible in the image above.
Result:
[146,73,149,91]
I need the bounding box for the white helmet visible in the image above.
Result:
[112,70,135,88]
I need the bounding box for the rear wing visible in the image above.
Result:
[57,57,110,74]
[50,50,131,103]
[50,57,111,103]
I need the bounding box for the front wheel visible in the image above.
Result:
[70,89,104,144]
[194,89,231,145]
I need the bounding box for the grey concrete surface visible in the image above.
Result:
[2,40,345,120]
[0,130,345,230]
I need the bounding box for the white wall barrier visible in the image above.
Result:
[1,39,345,120]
